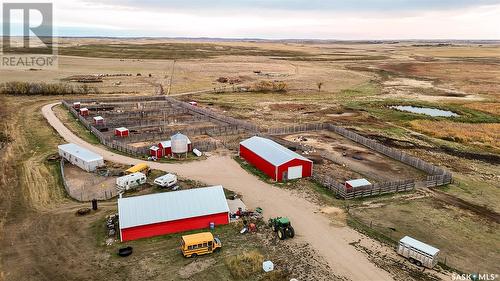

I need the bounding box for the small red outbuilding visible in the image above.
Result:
[149,146,163,158]
[79,108,89,116]
[115,127,129,137]
[239,136,313,182]
[93,116,104,126]
[118,186,230,241]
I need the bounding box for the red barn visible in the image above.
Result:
[115,127,129,137]
[118,186,230,242]
[73,102,81,110]
[79,107,89,116]
[239,136,313,182]
[158,140,172,156]
[149,146,163,158]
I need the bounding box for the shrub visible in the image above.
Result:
[0,81,99,96]
[252,81,288,92]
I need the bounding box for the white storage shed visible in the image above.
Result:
[58,143,104,172]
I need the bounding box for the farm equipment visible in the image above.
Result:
[268,217,295,240]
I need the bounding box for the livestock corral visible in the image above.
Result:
[62,96,253,157]
[62,94,451,200]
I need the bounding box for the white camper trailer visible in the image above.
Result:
[116,172,146,192]
[397,236,440,268]
[153,173,178,188]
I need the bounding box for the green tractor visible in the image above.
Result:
[268,217,295,240]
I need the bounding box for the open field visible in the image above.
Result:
[1,39,499,280]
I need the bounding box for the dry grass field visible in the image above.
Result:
[1,39,499,279]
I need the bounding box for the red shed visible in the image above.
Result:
[79,107,89,116]
[115,127,129,137]
[158,140,172,157]
[239,136,313,182]
[149,146,163,158]
[118,186,230,241]
[73,102,81,110]
[93,116,104,126]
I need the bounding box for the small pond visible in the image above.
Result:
[390,105,459,117]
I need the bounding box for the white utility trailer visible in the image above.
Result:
[116,172,146,192]
[153,173,178,188]
[397,236,440,268]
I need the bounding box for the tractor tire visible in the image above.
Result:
[272,224,277,232]
[286,226,295,238]
[277,228,287,240]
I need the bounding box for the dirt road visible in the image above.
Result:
[42,102,394,281]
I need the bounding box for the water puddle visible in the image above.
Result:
[390,105,459,117]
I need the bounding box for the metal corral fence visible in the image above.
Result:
[312,174,416,200]
[60,159,117,202]
[165,97,260,132]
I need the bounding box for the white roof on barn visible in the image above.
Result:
[400,236,440,256]
[240,136,311,166]
[58,143,103,162]
[93,116,104,121]
[116,127,128,132]
[150,146,159,151]
[118,186,229,229]
[80,107,88,111]
[159,140,172,147]
[346,178,372,187]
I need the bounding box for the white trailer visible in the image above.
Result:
[116,172,146,192]
[153,173,178,188]
[58,143,104,172]
[397,236,440,268]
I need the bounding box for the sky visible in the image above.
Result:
[2,0,500,39]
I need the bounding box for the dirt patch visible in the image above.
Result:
[178,258,216,279]
[283,131,426,182]
[63,163,117,201]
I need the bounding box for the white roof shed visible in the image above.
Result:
[58,143,104,172]
[118,185,229,229]
[240,136,311,166]
[346,178,372,188]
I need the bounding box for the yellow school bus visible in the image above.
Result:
[125,163,150,175]
[180,232,221,258]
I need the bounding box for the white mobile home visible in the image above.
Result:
[58,143,104,172]
[397,236,440,268]
[116,172,147,192]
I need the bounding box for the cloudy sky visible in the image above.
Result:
[3,0,500,39]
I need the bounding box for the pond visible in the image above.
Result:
[390,105,459,117]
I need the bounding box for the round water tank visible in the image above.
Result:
[171,132,189,154]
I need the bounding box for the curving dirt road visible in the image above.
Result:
[42,102,394,281]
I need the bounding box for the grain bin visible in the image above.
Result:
[171,132,189,154]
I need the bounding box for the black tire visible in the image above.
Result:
[408,258,415,264]
[286,226,295,238]
[415,261,422,267]
[277,228,286,240]
[191,253,197,258]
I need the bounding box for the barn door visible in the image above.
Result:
[287,166,303,180]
